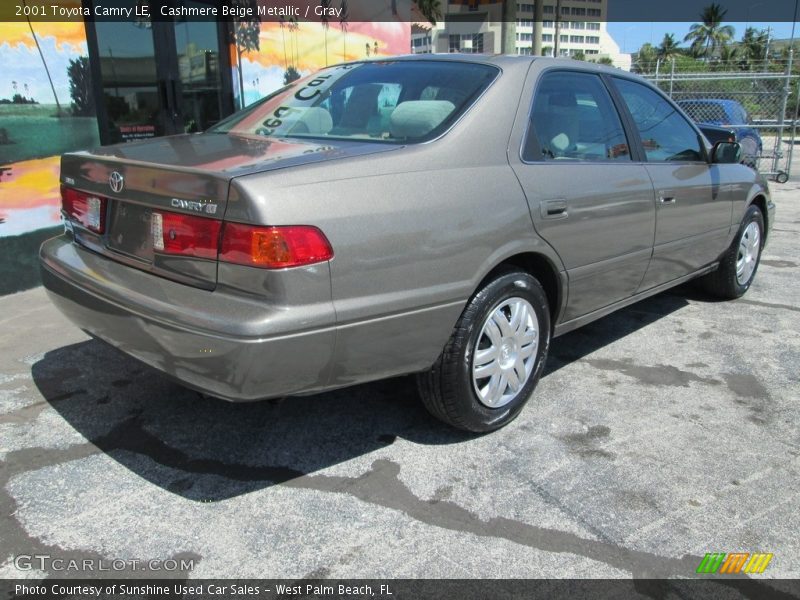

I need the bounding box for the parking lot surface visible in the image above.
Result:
[1,183,799,582]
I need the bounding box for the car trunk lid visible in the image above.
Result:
[60,133,398,289]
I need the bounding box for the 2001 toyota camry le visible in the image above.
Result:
[40,55,774,432]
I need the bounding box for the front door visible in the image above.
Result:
[86,0,234,145]
[510,70,656,323]
[609,77,733,290]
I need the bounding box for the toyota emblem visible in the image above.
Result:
[109,171,124,194]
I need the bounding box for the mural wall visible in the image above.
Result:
[234,20,412,107]
[0,4,409,295]
[0,15,100,294]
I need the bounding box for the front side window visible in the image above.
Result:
[524,71,631,162]
[614,78,704,162]
[210,61,498,144]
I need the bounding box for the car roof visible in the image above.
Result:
[328,53,626,76]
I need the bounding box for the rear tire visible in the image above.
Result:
[417,270,551,432]
[698,204,764,300]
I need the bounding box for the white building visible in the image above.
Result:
[411,0,631,71]
[515,1,631,69]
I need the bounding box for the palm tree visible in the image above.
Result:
[657,33,681,62]
[415,0,442,25]
[684,3,735,60]
[633,43,658,73]
[22,0,62,115]
[741,27,769,69]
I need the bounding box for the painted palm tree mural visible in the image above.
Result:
[22,0,63,116]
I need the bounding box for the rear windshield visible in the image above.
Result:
[209,61,499,143]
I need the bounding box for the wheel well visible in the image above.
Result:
[750,195,768,238]
[481,253,562,324]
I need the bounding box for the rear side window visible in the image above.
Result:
[524,71,631,162]
[209,61,498,144]
[614,78,704,162]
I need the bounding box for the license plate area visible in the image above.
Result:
[105,201,155,263]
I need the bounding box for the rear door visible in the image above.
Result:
[609,77,733,290]
[510,69,656,323]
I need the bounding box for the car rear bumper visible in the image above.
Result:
[39,235,336,401]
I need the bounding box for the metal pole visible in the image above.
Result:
[774,0,797,177]
[787,72,799,179]
[669,58,675,97]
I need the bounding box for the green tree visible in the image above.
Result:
[414,0,442,25]
[633,43,658,73]
[658,33,681,62]
[67,56,94,116]
[595,57,614,66]
[684,3,735,60]
[572,50,586,61]
[740,27,769,70]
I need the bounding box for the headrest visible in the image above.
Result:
[389,101,456,139]
[289,107,333,134]
[549,93,577,108]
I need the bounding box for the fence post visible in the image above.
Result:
[669,58,675,97]
[775,48,793,177]
[788,70,799,180]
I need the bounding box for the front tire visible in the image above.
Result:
[417,270,551,432]
[698,204,764,299]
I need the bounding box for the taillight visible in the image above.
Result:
[61,185,107,233]
[220,224,333,269]
[151,211,221,260]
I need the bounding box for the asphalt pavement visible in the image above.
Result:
[1,179,799,585]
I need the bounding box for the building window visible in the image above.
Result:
[517,46,533,55]
[571,21,585,30]
[570,35,584,43]
[543,20,553,28]
[586,49,599,55]
[517,19,533,28]
[450,33,484,53]
[517,3,534,12]
[587,22,600,30]
[588,8,601,16]
[571,7,586,15]
[543,5,554,13]
[586,36,600,44]
[542,34,553,42]
[560,35,568,43]
[517,33,533,42]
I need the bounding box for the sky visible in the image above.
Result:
[608,22,798,54]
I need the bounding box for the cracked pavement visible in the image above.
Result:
[1,183,799,586]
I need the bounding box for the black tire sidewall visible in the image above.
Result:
[447,272,551,432]
[731,205,764,295]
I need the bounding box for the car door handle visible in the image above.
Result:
[541,199,568,219]
[659,195,677,205]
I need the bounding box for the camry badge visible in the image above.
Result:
[109,171,124,194]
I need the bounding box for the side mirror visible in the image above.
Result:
[712,141,742,164]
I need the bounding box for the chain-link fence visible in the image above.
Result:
[642,65,800,183]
